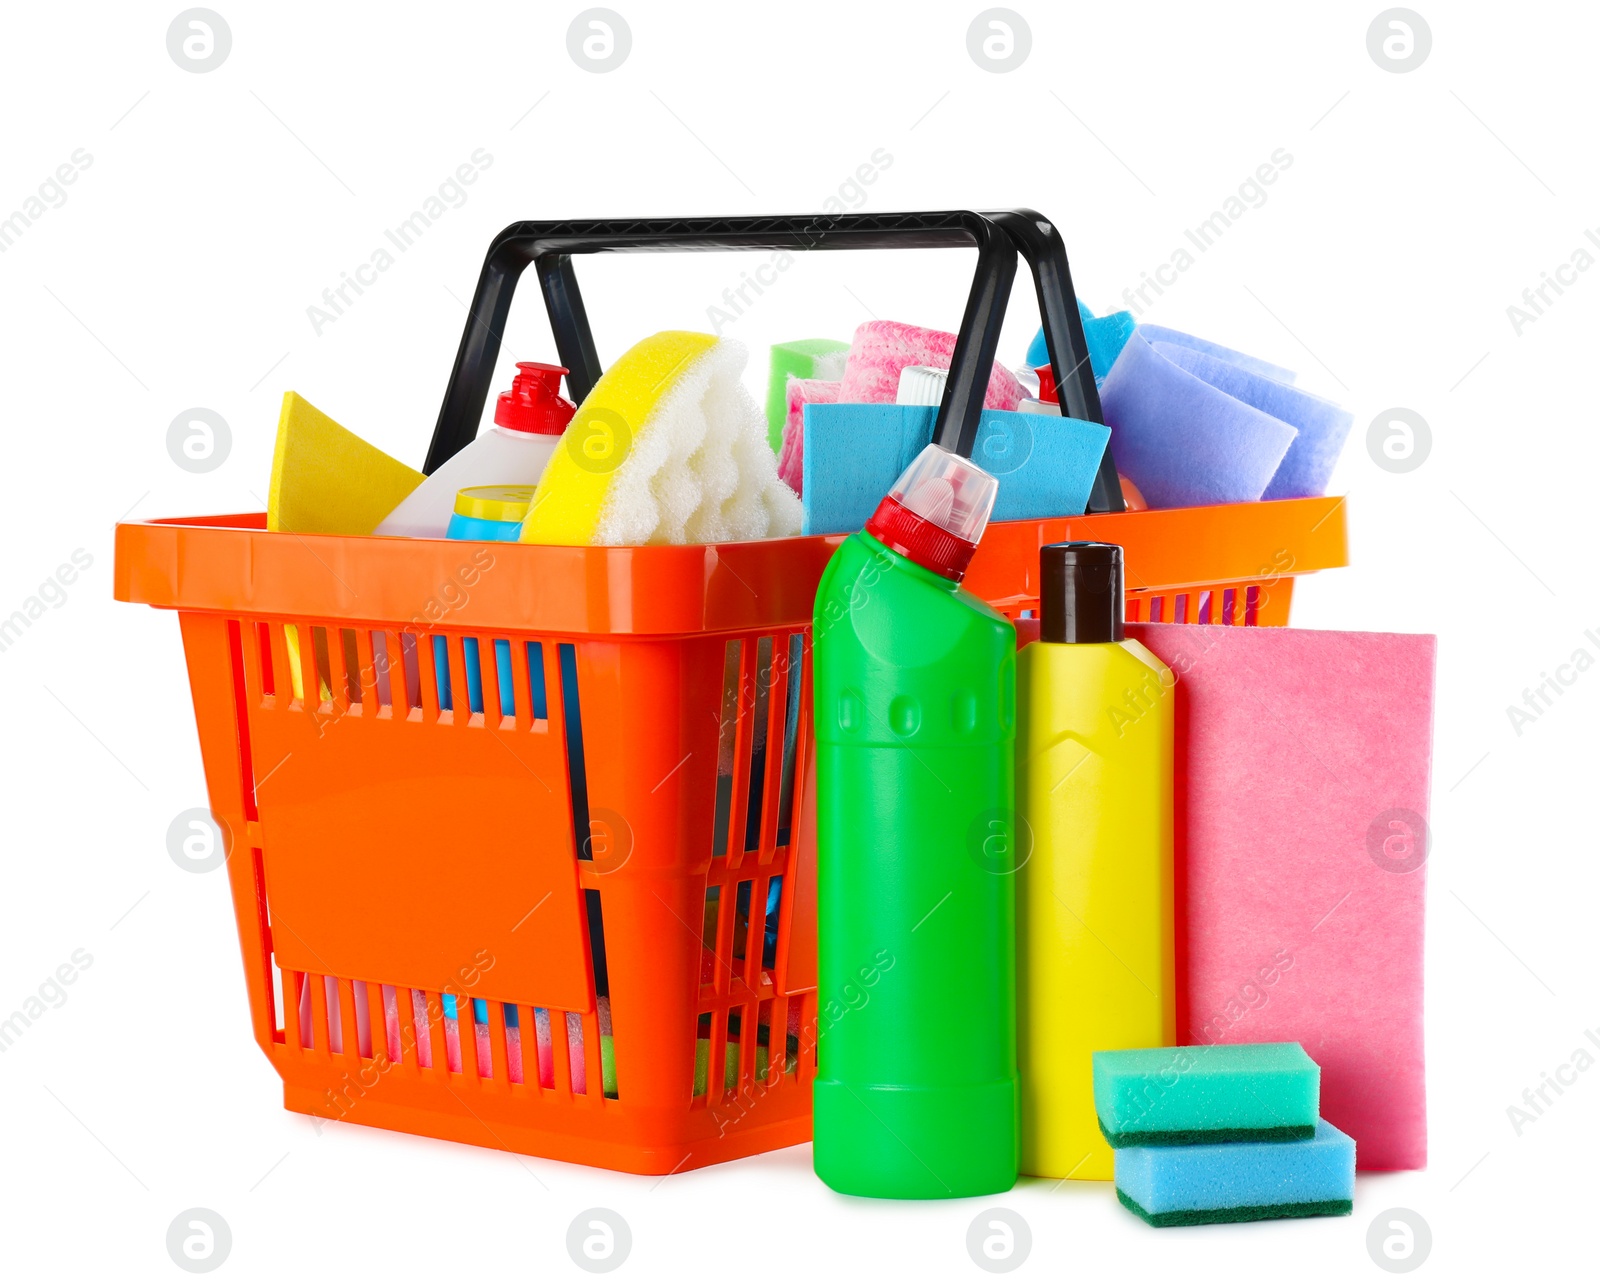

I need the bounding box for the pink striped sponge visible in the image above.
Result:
[778,321,1025,495]
[777,378,840,493]
[837,320,1025,409]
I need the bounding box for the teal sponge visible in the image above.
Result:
[1093,1042,1319,1147]
[1115,1119,1355,1227]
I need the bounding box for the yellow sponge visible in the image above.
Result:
[267,392,423,535]
[521,331,802,546]
[522,332,714,545]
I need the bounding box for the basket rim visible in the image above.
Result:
[113,496,1347,637]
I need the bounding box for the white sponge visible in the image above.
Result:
[593,337,803,545]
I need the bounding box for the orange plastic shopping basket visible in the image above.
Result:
[115,212,1346,1175]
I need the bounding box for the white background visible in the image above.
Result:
[1,0,1595,1276]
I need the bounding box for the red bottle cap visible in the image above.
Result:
[864,444,998,583]
[495,362,576,435]
[1034,362,1057,406]
[867,495,980,581]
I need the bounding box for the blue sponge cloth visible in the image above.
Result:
[801,403,1111,535]
[1025,305,1136,388]
[440,995,519,1026]
[1115,1119,1355,1227]
[1025,299,1096,367]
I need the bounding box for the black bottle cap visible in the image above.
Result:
[1040,541,1124,643]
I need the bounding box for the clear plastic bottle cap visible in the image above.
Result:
[890,445,998,543]
[866,444,1000,581]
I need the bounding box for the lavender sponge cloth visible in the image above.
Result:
[1100,334,1297,509]
[1138,324,1298,385]
[1152,343,1352,501]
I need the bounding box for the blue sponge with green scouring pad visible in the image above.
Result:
[1115,1119,1355,1227]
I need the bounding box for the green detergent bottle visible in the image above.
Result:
[812,443,1019,1199]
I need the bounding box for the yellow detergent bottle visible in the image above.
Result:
[1016,541,1175,1181]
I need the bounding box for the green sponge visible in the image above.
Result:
[764,339,849,451]
[1117,1191,1353,1228]
[693,1039,774,1095]
[1093,1042,1319,1148]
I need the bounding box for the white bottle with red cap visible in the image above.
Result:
[374,362,576,538]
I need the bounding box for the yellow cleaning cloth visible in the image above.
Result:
[267,392,423,535]
[521,331,802,546]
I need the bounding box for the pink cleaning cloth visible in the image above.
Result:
[836,320,1025,410]
[531,1008,589,1092]
[379,985,444,1062]
[381,985,400,1061]
[777,378,840,495]
[506,1025,523,1083]
[468,1020,527,1084]
[1127,623,1436,1171]
[376,985,569,1087]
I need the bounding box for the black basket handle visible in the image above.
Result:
[427,210,1120,512]
[427,212,1013,471]
[988,209,1124,513]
